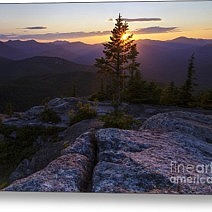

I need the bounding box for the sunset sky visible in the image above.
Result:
[0,1,212,44]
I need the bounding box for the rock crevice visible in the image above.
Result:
[3,111,212,194]
[4,131,98,192]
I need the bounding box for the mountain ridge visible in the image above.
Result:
[0,56,99,112]
[0,56,95,80]
[0,37,211,90]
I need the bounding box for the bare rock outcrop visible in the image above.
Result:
[2,97,122,128]
[3,111,212,194]
[62,119,104,145]
[141,111,212,143]
[92,128,211,194]
[4,132,96,192]
[6,119,103,184]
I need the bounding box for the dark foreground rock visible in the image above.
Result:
[129,104,212,122]
[5,154,92,192]
[9,141,65,183]
[62,119,104,145]
[4,132,96,192]
[3,111,212,194]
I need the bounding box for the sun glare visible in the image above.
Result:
[121,33,130,41]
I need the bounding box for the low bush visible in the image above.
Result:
[69,102,97,125]
[0,181,9,190]
[100,112,137,129]
[40,107,61,124]
[0,125,62,188]
[88,92,108,102]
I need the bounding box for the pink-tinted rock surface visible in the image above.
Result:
[3,111,212,194]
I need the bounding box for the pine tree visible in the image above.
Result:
[100,79,104,93]
[197,89,212,109]
[160,81,178,105]
[95,14,140,111]
[71,83,77,97]
[145,82,162,104]
[125,69,143,103]
[179,53,197,106]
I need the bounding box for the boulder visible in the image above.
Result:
[9,159,31,183]
[7,123,87,184]
[48,97,128,116]
[48,98,64,107]
[8,140,66,184]
[29,141,64,173]
[63,119,104,145]
[48,98,72,114]
[5,154,92,192]
[141,111,212,143]
[48,97,82,114]
[3,111,212,194]
[4,132,96,192]
[62,131,97,163]
[23,106,45,120]
[96,105,114,115]
[2,97,114,128]
[92,128,212,194]
[3,118,67,129]
[2,118,25,128]
[129,104,212,122]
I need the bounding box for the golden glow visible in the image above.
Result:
[70,35,110,44]
[133,29,212,41]
[121,33,130,41]
[28,28,212,44]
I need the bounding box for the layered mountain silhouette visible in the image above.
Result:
[0,56,98,112]
[136,37,212,90]
[0,37,211,111]
[1,37,212,90]
[0,39,103,65]
[0,56,95,80]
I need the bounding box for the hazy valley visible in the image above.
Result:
[0,37,211,112]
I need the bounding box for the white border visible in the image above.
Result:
[0,0,176,3]
[0,192,212,212]
[0,0,211,211]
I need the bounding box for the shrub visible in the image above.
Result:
[40,107,61,124]
[88,92,108,101]
[0,125,62,188]
[0,181,9,189]
[5,103,14,117]
[196,90,212,109]
[69,101,97,125]
[63,143,69,149]
[100,112,137,129]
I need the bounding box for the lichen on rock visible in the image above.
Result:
[3,111,212,194]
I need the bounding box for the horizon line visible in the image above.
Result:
[1,35,212,45]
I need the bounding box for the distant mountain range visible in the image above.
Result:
[1,36,212,90]
[0,56,98,112]
[0,39,103,65]
[136,37,212,90]
[0,56,94,80]
[0,37,211,111]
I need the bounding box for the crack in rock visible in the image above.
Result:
[3,111,212,194]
